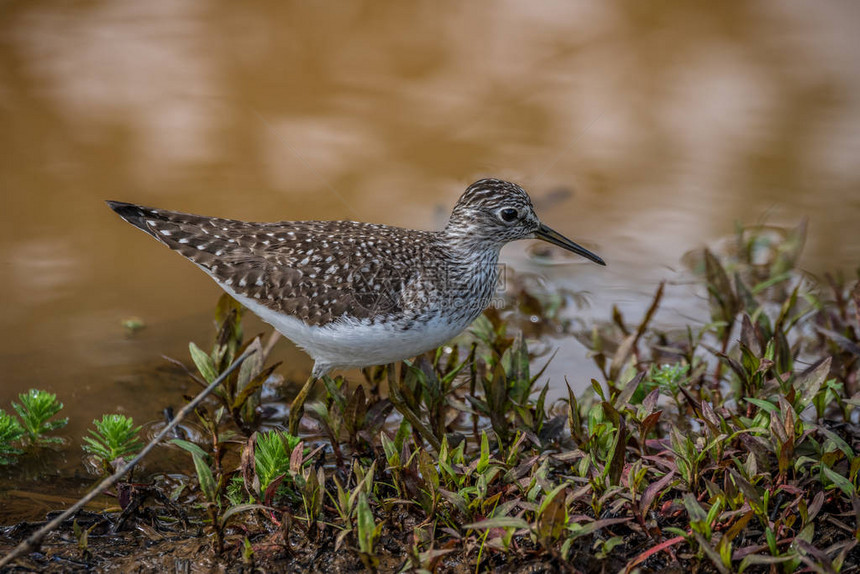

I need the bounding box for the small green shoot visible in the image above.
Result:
[0,410,25,464]
[12,389,68,445]
[82,414,143,474]
[255,430,301,499]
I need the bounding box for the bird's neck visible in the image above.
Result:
[433,232,502,314]
[439,221,505,254]
[436,230,502,267]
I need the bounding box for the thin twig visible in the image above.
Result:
[0,347,257,568]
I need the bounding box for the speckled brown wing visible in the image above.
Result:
[107,201,433,326]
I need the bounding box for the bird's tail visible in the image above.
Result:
[106,200,159,237]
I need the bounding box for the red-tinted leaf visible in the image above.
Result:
[640,469,675,517]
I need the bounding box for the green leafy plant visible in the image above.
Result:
[180,294,280,437]
[254,429,302,502]
[82,414,143,474]
[327,460,377,550]
[307,380,392,466]
[173,437,269,554]
[467,328,553,445]
[0,410,25,464]
[12,389,68,445]
[355,492,383,572]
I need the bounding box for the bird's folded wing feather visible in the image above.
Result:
[110,202,432,326]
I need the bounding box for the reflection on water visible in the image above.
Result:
[1,1,859,483]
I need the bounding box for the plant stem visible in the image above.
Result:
[288,375,317,436]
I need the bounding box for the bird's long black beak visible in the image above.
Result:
[534,223,606,266]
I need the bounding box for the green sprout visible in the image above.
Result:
[648,363,689,395]
[0,409,25,464]
[82,414,143,473]
[12,389,68,445]
[255,430,301,498]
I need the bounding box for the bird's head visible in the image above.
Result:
[444,178,605,265]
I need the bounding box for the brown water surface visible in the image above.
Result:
[1,2,859,518]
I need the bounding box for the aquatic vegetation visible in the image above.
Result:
[0,390,69,466]
[81,414,143,474]
[252,429,302,500]
[0,409,25,464]
[10,389,67,446]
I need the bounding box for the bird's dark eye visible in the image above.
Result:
[500,208,518,223]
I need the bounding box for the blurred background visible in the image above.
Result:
[1,1,859,468]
